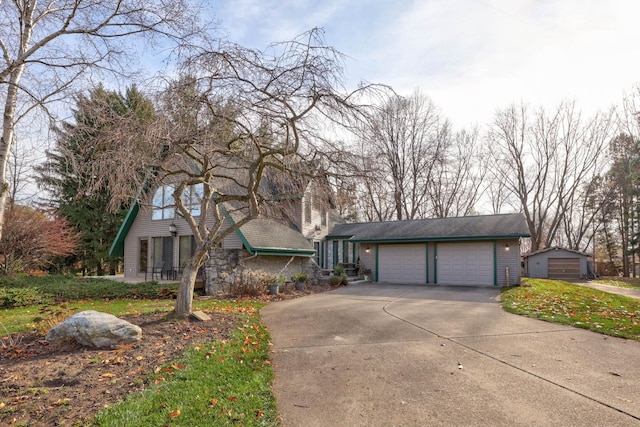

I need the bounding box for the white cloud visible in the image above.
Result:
[212,0,640,128]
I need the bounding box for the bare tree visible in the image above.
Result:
[77,29,376,317]
[357,89,449,220]
[487,101,613,252]
[0,0,207,241]
[427,128,487,218]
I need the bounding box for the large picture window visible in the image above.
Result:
[152,185,175,220]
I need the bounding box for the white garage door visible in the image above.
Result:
[378,244,426,283]
[437,242,494,285]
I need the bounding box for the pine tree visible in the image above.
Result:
[36,84,155,275]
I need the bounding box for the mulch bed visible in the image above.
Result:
[0,281,333,426]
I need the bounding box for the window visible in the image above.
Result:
[139,239,148,273]
[304,195,312,223]
[182,183,204,217]
[343,241,349,263]
[179,235,196,269]
[152,236,174,273]
[321,208,327,226]
[152,185,175,220]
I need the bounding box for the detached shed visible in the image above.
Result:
[524,247,590,280]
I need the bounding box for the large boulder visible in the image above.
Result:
[45,310,142,348]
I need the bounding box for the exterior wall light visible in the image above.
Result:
[505,243,510,251]
[365,246,371,253]
[169,222,177,237]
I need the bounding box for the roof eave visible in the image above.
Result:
[250,247,315,257]
[350,234,530,243]
[108,201,140,257]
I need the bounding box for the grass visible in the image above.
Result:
[593,276,640,289]
[1,299,178,334]
[502,278,640,340]
[92,300,278,427]
[0,274,279,426]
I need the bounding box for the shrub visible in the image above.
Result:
[329,275,343,287]
[0,287,54,308]
[291,272,308,283]
[227,272,273,298]
[333,265,346,276]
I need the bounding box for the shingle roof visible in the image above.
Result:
[329,213,530,242]
[238,218,314,255]
[523,246,589,258]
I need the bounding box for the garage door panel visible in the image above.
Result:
[438,242,493,285]
[378,244,426,284]
[548,258,580,279]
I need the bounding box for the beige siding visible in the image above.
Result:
[123,204,242,278]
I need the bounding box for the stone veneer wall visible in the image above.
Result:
[205,248,318,295]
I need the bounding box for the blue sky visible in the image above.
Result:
[211,0,640,129]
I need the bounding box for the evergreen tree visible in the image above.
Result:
[37,85,155,275]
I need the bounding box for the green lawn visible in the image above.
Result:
[0,275,279,426]
[93,300,279,426]
[593,276,640,289]
[502,278,640,340]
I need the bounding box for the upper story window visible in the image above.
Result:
[321,208,327,226]
[152,185,175,220]
[183,183,204,217]
[304,195,312,223]
[153,183,204,220]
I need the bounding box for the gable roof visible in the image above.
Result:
[523,246,590,258]
[328,213,530,242]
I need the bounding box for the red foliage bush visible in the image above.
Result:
[0,205,80,273]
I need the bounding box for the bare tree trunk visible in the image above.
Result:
[173,248,208,319]
[0,67,24,240]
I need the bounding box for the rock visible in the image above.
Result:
[45,310,142,348]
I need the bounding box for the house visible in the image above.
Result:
[326,213,530,286]
[524,247,590,280]
[110,172,531,289]
[108,176,340,291]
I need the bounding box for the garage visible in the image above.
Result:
[524,247,589,279]
[437,242,494,285]
[378,244,426,284]
[328,213,530,286]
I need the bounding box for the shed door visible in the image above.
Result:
[548,258,580,280]
[378,244,426,284]
[437,242,494,285]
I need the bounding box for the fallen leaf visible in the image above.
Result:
[227,396,238,402]
[168,409,181,418]
[101,373,116,378]
[171,363,186,370]
[211,398,218,406]
[155,377,165,384]
[136,356,144,361]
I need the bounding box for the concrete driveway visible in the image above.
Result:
[260,283,640,426]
